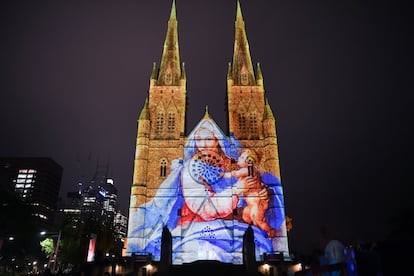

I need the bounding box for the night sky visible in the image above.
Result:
[1,0,412,253]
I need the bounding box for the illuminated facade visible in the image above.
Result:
[125,1,289,264]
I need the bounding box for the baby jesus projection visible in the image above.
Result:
[220,149,277,238]
[126,117,288,264]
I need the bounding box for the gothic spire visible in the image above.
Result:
[180,62,186,80]
[203,105,211,119]
[139,97,149,120]
[263,98,275,120]
[231,0,255,86]
[256,62,263,81]
[150,62,157,80]
[158,0,181,85]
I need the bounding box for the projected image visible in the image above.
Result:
[126,117,288,264]
[221,148,277,238]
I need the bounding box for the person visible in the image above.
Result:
[221,148,276,238]
[126,117,287,264]
[324,239,346,276]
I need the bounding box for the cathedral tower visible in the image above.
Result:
[130,0,187,209]
[227,2,281,179]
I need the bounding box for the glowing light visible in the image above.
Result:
[146,264,153,272]
[290,263,302,273]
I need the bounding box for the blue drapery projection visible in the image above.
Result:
[126,118,288,264]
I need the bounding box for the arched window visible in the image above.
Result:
[165,73,172,84]
[240,66,249,85]
[167,112,176,134]
[156,111,164,135]
[160,158,168,177]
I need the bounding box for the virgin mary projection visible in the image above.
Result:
[126,114,288,264]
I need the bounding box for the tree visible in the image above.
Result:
[40,238,54,258]
[56,215,88,266]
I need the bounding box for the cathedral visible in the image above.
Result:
[125,0,289,267]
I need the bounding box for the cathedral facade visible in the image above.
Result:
[125,1,289,265]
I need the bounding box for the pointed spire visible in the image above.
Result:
[180,62,186,80]
[170,0,176,19]
[256,62,264,87]
[256,62,263,80]
[232,0,255,86]
[158,0,181,86]
[203,105,211,119]
[139,97,149,120]
[203,105,211,120]
[263,98,275,120]
[151,62,157,80]
[236,0,243,21]
[227,62,232,79]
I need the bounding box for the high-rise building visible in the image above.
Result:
[114,210,128,241]
[79,178,118,219]
[59,162,127,242]
[0,157,63,230]
[125,1,289,265]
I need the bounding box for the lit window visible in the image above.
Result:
[34,213,47,220]
[250,112,258,132]
[168,112,175,133]
[165,72,172,84]
[19,169,28,173]
[15,184,24,188]
[156,111,164,135]
[27,174,33,178]
[238,113,246,132]
[17,179,26,183]
[17,174,26,178]
[28,169,37,173]
[25,184,32,188]
[160,158,168,177]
